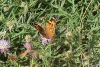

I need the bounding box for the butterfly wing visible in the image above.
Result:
[44,19,56,38]
[33,24,47,38]
[31,17,56,39]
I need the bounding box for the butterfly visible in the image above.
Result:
[32,18,57,39]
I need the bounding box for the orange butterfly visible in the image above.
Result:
[32,18,56,39]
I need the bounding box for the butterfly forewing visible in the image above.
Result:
[34,24,47,38]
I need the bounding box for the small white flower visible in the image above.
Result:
[0,40,10,53]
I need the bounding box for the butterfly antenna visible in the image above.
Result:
[30,22,37,27]
[53,15,59,22]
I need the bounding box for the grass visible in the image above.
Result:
[0,0,100,67]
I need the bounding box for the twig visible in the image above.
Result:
[80,0,92,26]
